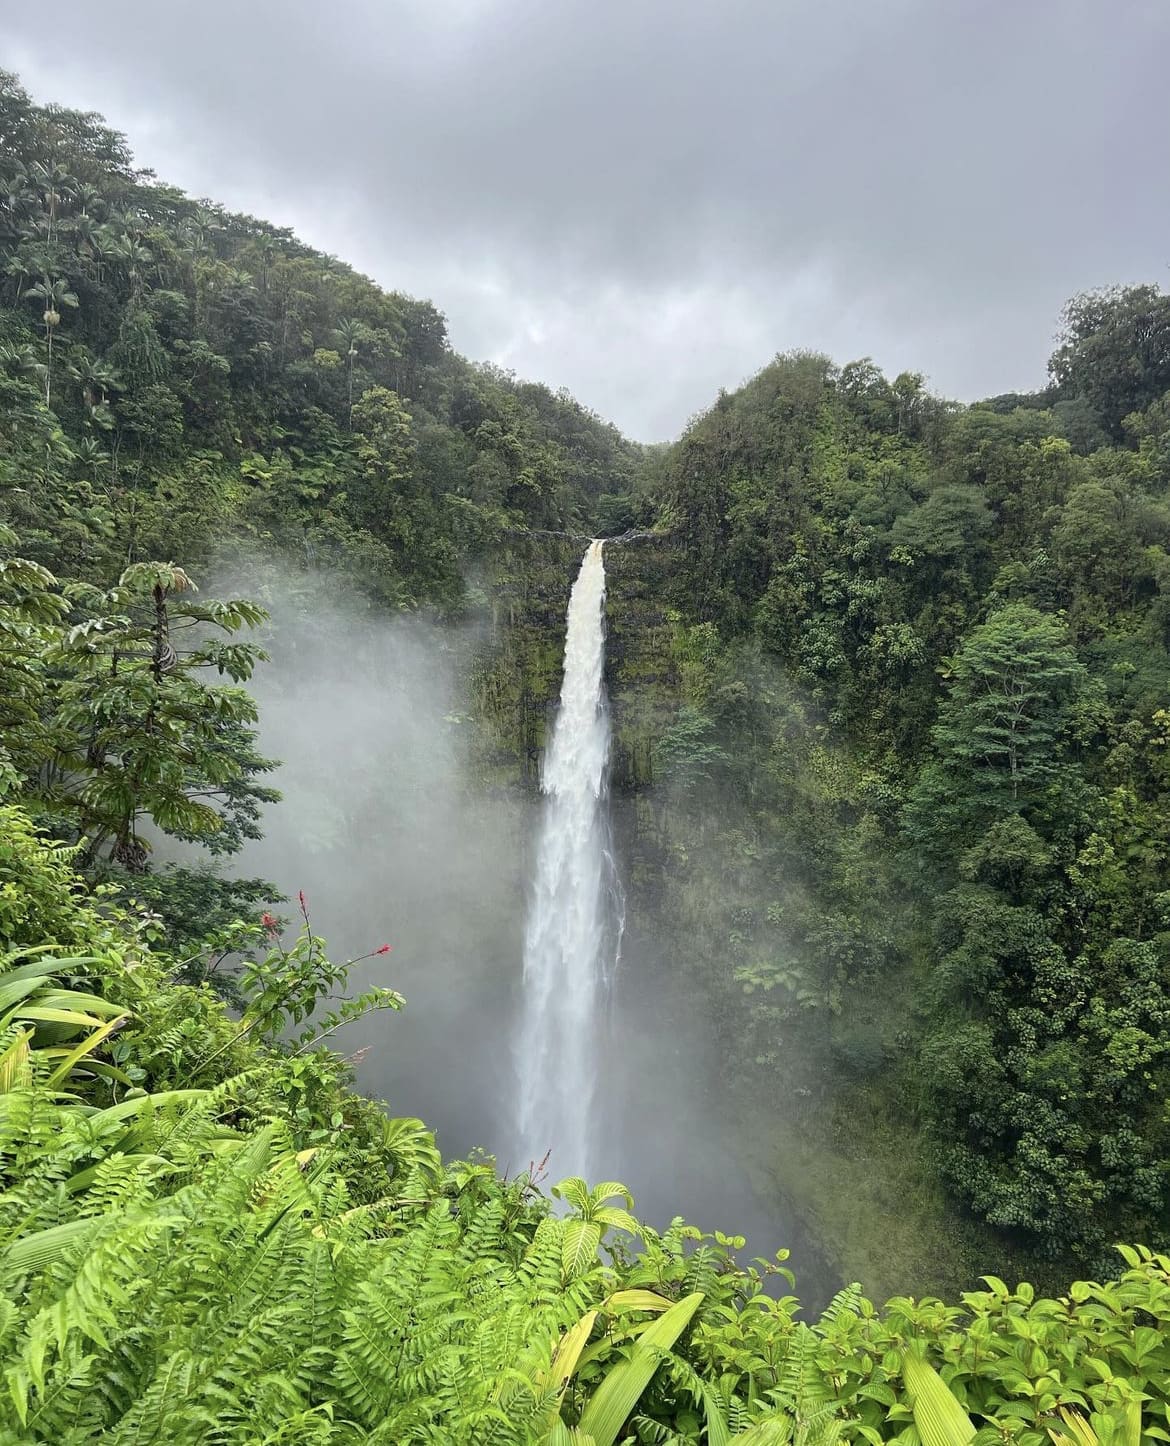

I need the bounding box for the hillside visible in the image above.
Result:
[0,70,650,608]
[3,65,1170,1443]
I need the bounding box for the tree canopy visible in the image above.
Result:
[4,63,1170,1441]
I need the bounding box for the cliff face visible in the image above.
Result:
[471,533,685,794]
[602,534,681,793]
[469,533,581,787]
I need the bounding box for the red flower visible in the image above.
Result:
[376,944,392,955]
[298,890,306,908]
[261,911,279,935]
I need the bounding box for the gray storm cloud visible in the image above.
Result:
[4,0,1168,437]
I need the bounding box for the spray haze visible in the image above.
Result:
[203,556,832,1304]
[224,567,526,1156]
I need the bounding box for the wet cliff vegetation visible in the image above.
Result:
[4,68,1170,1442]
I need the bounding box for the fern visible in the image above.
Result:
[815,1284,862,1334]
[9,1209,179,1421]
[4,864,1170,1446]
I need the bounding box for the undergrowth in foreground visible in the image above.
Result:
[1,808,1169,1445]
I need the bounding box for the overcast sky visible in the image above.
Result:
[4,0,1168,440]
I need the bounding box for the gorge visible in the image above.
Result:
[4,63,1170,1442]
[230,540,833,1300]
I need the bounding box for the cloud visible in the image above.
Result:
[5,0,1169,438]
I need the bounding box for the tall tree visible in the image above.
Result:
[1050,285,1170,438]
[25,273,77,405]
[929,604,1087,806]
[48,561,278,869]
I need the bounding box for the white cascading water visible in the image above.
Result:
[516,540,623,1180]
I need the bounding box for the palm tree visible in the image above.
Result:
[0,342,46,396]
[25,274,79,406]
[0,164,35,247]
[68,354,122,422]
[30,161,75,249]
[106,233,153,302]
[90,220,124,285]
[3,252,33,302]
[252,233,277,295]
[71,181,103,217]
[334,316,366,416]
[179,205,218,263]
[74,435,111,474]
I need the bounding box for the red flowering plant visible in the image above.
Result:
[199,888,402,1070]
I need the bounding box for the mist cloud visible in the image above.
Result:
[5,0,1167,436]
[215,570,529,1158]
[184,563,834,1293]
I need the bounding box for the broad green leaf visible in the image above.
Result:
[577,1291,704,1446]
[544,1425,596,1446]
[60,1058,132,1085]
[553,1176,592,1214]
[0,956,61,982]
[1048,1409,1100,1445]
[588,1181,634,1209]
[601,1289,673,1314]
[2,1215,109,1273]
[7,1006,108,1028]
[562,1219,601,1277]
[0,976,47,1015]
[591,1206,641,1236]
[540,1309,598,1394]
[86,1089,209,1125]
[46,1013,129,1086]
[35,990,125,1017]
[903,1350,976,1446]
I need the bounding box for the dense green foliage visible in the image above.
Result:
[646,300,1170,1272]
[3,804,1170,1444]
[0,537,276,867]
[0,71,644,610]
[4,66,1170,1442]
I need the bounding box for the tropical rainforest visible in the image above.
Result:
[3,66,1170,1443]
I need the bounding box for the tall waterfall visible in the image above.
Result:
[516,540,623,1180]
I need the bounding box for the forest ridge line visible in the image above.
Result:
[3,64,1170,1442]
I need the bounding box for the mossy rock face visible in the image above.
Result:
[470,531,685,793]
[470,533,584,785]
[603,534,683,793]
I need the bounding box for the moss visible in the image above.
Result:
[746,1080,1060,1305]
[604,534,685,791]
[469,531,687,793]
[467,533,580,784]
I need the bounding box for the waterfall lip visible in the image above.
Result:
[515,540,622,1182]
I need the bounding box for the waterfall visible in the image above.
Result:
[516,539,623,1180]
